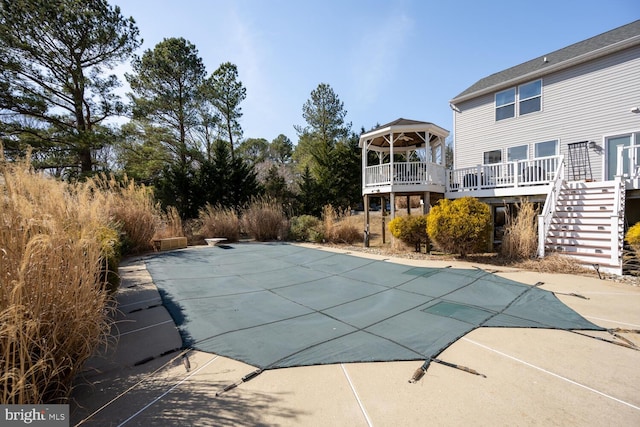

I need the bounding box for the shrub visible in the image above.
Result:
[501,200,539,260]
[322,205,360,244]
[290,215,324,242]
[388,214,428,252]
[625,222,640,274]
[242,197,288,241]
[427,197,491,257]
[0,154,111,403]
[627,222,640,257]
[199,204,240,242]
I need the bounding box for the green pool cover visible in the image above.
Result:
[145,243,602,370]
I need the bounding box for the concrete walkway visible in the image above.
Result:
[71,246,640,426]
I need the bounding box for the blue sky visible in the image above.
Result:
[112,0,638,143]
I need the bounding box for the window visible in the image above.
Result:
[495,88,515,121]
[508,145,528,161]
[535,140,557,158]
[519,80,542,115]
[495,80,542,121]
[484,149,502,164]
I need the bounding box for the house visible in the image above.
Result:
[360,20,640,275]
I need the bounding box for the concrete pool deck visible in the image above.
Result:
[71,244,640,426]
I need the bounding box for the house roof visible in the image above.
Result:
[373,118,433,128]
[451,20,640,104]
[359,118,449,149]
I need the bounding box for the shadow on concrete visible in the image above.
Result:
[71,355,305,426]
[157,287,195,348]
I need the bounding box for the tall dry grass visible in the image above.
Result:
[516,253,592,274]
[242,197,288,241]
[154,206,184,240]
[501,200,539,260]
[95,174,159,254]
[199,204,240,242]
[0,155,113,403]
[396,195,422,209]
[322,205,361,244]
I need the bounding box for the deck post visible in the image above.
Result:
[406,195,411,215]
[381,196,386,243]
[363,194,370,247]
[390,193,396,218]
[423,192,430,214]
[488,204,495,252]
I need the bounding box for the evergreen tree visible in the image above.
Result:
[155,161,198,219]
[116,121,173,184]
[269,134,293,163]
[196,139,261,211]
[0,0,140,175]
[237,138,269,164]
[296,83,351,147]
[263,164,294,208]
[326,132,361,210]
[126,37,206,169]
[294,83,359,213]
[296,165,322,216]
[206,62,246,159]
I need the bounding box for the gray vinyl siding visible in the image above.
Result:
[453,45,640,182]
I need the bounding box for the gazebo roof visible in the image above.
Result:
[359,118,449,149]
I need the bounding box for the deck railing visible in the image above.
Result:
[447,156,562,192]
[616,144,640,178]
[364,162,446,188]
[537,158,565,257]
[364,163,392,186]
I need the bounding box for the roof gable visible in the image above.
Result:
[359,117,449,149]
[451,20,640,103]
[374,118,434,129]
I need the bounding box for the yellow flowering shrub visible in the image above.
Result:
[388,214,428,252]
[626,221,640,252]
[426,197,491,257]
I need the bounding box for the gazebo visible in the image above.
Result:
[359,118,449,245]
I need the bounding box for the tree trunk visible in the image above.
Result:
[79,147,93,174]
[227,120,234,159]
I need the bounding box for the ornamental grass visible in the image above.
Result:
[0,151,159,404]
[242,197,288,241]
[322,205,360,244]
[198,204,239,242]
[501,199,539,260]
[0,156,114,403]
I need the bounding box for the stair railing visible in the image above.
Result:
[538,158,565,258]
[611,144,638,272]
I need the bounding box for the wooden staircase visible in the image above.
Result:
[545,181,624,274]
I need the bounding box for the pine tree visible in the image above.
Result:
[0,0,140,175]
